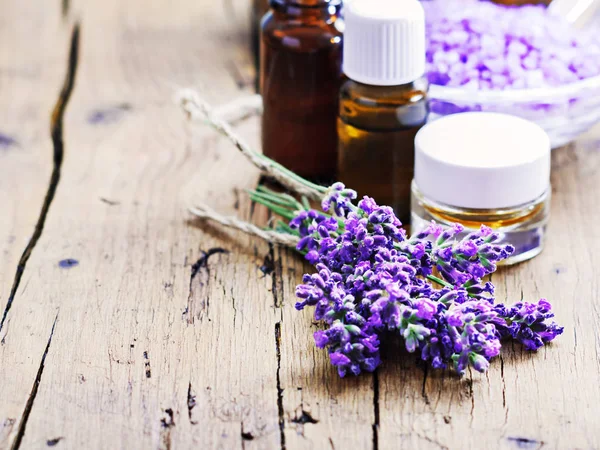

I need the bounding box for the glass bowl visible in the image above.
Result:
[428,73,600,150]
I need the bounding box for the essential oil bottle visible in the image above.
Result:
[260,0,343,182]
[490,0,552,5]
[411,112,551,265]
[337,0,429,223]
[250,0,269,89]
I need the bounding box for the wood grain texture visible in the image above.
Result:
[0,2,73,448]
[4,0,280,448]
[0,0,599,449]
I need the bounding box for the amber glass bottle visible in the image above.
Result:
[338,0,428,223]
[260,0,343,182]
[251,0,269,89]
[490,0,551,5]
[338,80,429,222]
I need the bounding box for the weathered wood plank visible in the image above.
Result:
[2,0,279,448]
[0,0,599,448]
[0,2,73,447]
[277,247,376,449]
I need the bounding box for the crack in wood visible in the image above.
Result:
[291,409,318,425]
[241,421,254,443]
[143,351,151,379]
[185,248,229,324]
[248,198,257,222]
[468,370,475,425]
[159,408,175,450]
[226,60,254,91]
[372,371,380,450]
[421,365,430,406]
[268,244,279,309]
[274,322,286,450]
[232,187,240,211]
[0,23,79,335]
[187,382,197,425]
[10,314,59,450]
[413,431,450,450]
[500,355,507,409]
[190,248,229,280]
[260,251,275,277]
[291,387,318,437]
[99,197,120,206]
[268,244,284,310]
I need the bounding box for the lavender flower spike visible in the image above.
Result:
[251,182,562,377]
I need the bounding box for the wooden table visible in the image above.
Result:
[1,1,599,449]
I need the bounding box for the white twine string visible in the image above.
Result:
[188,202,300,248]
[212,94,263,124]
[177,88,324,201]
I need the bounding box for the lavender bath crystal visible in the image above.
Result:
[423,0,600,90]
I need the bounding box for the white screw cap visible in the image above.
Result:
[343,0,425,86]
[414,112,551,209]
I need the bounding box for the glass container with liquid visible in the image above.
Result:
[260,0,343,182]
[411,112,552,265]
[491,0,552,5]
[337,0,429,223]
[251,0,270,89]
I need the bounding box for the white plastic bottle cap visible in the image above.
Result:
[414,112,551,209]
[343,0,425,86]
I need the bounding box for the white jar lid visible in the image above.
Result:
[414,112,551,209]
[343,0,425,86]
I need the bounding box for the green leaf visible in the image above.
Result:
[248,189,297,208]
[301,196,311,210]
[248,193,296,220]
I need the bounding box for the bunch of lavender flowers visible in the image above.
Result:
[180,92,563,378]
[249,183,563,377]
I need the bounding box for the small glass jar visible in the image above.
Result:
[410,112,552,265]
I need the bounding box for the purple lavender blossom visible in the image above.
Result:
[314,321,381,377]
[493,299,564,350]
[287,186,562,377]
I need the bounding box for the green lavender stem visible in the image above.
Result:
[426,274,454,289]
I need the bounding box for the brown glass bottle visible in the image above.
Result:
[490,0,551,5]
[260,0,343,182]
[338,79,429,223]
[251,0,270,90]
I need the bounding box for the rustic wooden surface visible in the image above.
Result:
[0,0,599,449]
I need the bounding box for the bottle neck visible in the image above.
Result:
[270,0,342,20]
[271,0,339,6]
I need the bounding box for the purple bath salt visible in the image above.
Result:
[422,0,600,90]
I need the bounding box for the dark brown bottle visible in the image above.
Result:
[260,0,343,182]
[251,0,270,90]
[490,0,551,5]
[338,80,429,223]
